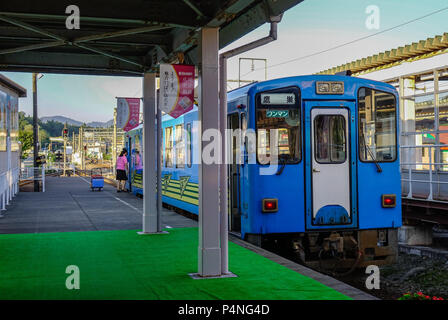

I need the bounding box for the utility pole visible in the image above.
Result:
[62,123,67,177]
[113,107,117,173]
[78,128,81,153]
[80,126,85,174]
[32,73,39,192]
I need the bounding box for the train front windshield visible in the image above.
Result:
[358,88,397,162]
[256,87,301,164]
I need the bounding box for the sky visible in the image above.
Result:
[2,0,448,122]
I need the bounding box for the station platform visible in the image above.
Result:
[0,176,196,233]
[0,176,375,300]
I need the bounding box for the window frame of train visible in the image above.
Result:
[164,126,174,167]
[255,86,302,165]
[358,87,398,163]
[186,122,192,168]
[175,123,185,168]
[313,114,347,164]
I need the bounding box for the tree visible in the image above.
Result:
[39,128,50,147]
[19,123,33,158]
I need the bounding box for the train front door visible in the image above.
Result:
[305,103,357,230]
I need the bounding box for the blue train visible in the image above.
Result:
[126,75,401,269]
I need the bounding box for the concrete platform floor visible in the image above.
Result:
[0,176,197,234]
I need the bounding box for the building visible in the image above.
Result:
[0,74,26,211]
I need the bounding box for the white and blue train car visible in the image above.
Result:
[126,106,200,215]
[127,75,402,269]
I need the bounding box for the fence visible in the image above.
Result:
[401,144,448,201]
[19,166,48,193]
[0,166,20,212]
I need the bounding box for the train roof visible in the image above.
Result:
[227,75,397,101]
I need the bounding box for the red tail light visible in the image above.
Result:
[382,194,396,208]
[262,198,278,213]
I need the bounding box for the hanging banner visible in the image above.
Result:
[160,64,195,118]
[116,97,140,132]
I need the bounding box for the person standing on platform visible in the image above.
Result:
[135,150,143,170]
[116,149,128,192]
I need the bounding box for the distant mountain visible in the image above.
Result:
[40,116,83,126]
[88,119,114,128]
[40,116,113,128]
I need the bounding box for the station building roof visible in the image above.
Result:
[0,0,303,76]
[317,33,448,76]
[0,73,26,97]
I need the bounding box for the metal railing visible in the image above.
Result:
[400,144,448,201]
[20,166,47,192]
[0,167,20,212]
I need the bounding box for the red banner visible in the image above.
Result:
[160,64,195,118]
[116,98,140,132]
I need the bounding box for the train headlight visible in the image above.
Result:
[381,194,396,208]
[262,198,278,213]
[316,81,344,95]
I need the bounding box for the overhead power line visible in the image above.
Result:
[240,5,448,77]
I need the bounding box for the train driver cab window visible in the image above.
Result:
[175,124,185,168]
[358,88,397,162]
[164,127,173,167]
[256,87,301,164]
[314,115,346,163]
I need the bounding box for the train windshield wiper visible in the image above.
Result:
[275,154,288,175]
[361,132,382,173]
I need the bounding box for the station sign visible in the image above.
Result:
[160,64,195,118]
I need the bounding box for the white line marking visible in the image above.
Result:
[113,196,142,214]
[76,175,171,229]
[77,176,142,214]
[78,176,91,184]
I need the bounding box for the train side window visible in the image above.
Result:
[186,123,192,168]
[358,88,397,162]
[175,124,185,168]
[165,127,173,167]
[314,115,346,163]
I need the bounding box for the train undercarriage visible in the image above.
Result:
[246,229,398,275]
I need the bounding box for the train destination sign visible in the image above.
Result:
[260,93,295,105]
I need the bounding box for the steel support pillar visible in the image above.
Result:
[197,27,222,277]
[32,73,39,191]
[140,72,161,234]
[157,104,163,232]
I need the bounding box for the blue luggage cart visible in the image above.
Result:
[90,168,104,191]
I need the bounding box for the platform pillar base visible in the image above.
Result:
[188,272,237,280]
[137,231,169,235]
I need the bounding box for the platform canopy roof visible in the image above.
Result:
[318,33,448,76]
[0,0,302,76]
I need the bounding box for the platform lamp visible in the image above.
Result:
[33,73,44,192]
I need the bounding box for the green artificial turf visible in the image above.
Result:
[0,228,350,300]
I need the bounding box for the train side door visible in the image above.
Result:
[228,112,242,232]
[305,103,357,230]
